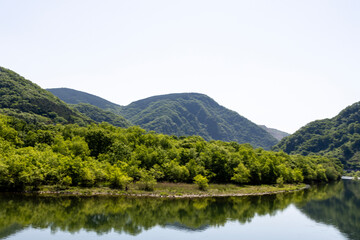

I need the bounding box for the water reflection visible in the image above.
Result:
[297,180,360,240]
[0,181,359,239]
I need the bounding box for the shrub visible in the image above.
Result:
[137,171,157,191]
[194,174,208,191]
[276,177,284,188]
[110,168,133,190]
[61,176,72,186]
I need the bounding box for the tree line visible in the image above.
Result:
[0,114,342,190]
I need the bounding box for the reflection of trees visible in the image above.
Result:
[0,223,23,239]
[0,184,344,238]
[297,180,360,240]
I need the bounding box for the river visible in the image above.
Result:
[0,179,359,240]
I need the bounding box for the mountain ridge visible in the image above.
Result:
[49,88,278,149]
[47,87,123,115]
[72,103,131,128]
[0,67,91,125]
[259,125,289,141]
[274,101,360,169]
[120,92,277,149]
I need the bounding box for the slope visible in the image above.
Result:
[0,67,90,125]
[274,101,360,169]
[72,103,131,128]
[47,88,123,115]
[259,125,289,141]
[120,93,278,149]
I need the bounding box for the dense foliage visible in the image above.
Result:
[0,67,90,125]
[48,87,123,115]
[120,93,278,149]
[72,103,131,128]
[0,114,341,190]
[0,67,133,128]
[274,102,360,170]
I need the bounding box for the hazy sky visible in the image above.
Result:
[1,0,359,133]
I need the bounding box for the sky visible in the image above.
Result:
[1,0,360,133]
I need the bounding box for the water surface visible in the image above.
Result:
[0,180,359,240]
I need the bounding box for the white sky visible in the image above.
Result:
[1,0,360,133]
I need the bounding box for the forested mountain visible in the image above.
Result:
[120,93,278,149]
[49,88,279,149]
[72,103,131,128]
[0,67,90,125]
[47,88,123,115]
[274,102,360,170]
[259,125,289,141]
[0,67,343,191]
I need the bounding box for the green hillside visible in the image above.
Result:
[274,101,360,170]
[0,67,343,191]
[259,125,289,141]
[49,89,279,149]
[47,88,123,115]
[72,103,131,128]
[120,93,278,149]
[0,67,90,125]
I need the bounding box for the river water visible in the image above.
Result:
[0,180,359,240]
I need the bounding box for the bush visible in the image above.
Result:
[61,176,72,186]
[137,171,157,191]
[276,177,284,188]
[231,163,250,184]
[194,174,208,191]
[110,168,133,190]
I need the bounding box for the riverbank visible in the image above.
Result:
[21,183,308,198]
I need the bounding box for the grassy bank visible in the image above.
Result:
[26,183,307,198]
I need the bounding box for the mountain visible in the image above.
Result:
[47,88,123,115]
[120,93,278,149]
[72,103,131,128]
[0,67,91,125]
[259,125,289,141]
[50,88,278,149]
[274,101,360,170]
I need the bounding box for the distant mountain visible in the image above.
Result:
[72,103,131,128]
[47,88,278,149]
[259,125,289,141]
[0,67,91,125]
[47,88,123,115]
[274,101,360,170]
[120,93,278,149]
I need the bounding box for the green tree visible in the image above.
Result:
[231,163,250,184]
[109,166,132,190]
[194,174,209,191]
[137,170,157,191]
[85,127,113,157]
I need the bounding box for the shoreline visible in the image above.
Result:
[12,183,309,198]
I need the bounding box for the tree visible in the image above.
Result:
[85,128,113,157]
[194,174,208,191]
[276,176,284,188]
[109,166,132,190]
[231,163,250,184]
[137,170,157,191]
